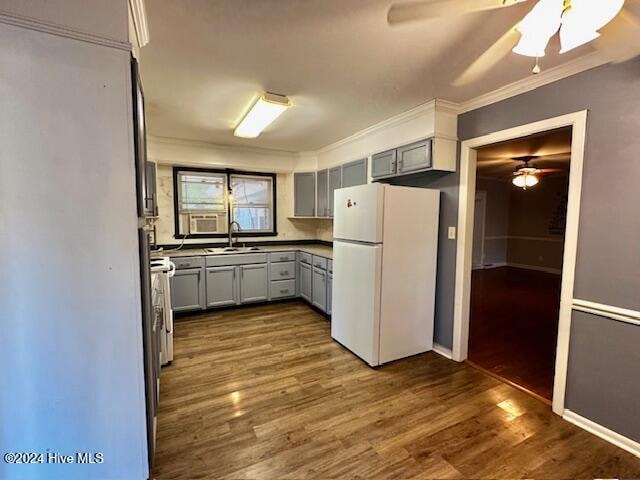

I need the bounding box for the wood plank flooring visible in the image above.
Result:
[469,267,561,400]
[152,301,640,479]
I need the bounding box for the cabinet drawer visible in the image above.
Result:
[206,253,268,267]
[270,261,296,280]
[270,279,296,299]
[269,251,296,263]
[312,255,327,270]
[171,256,204,270]
[299,252,312,265]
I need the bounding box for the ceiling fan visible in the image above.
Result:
[508,155,565,189]
[387,0,640,85]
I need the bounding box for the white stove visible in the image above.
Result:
[151,257,175,366]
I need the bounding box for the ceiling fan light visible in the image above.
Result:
[559,26,600,53]
[512,172,539,189]
[513,0,563,57]
[513,33,548,57]
[559,0,624,53]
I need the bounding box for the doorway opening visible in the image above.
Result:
[467,127,572,403]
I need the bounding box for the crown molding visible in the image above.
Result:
[314,100,438,155]
[147,135,299,157]
[128,0,149,48]
[455,52,608,114]
[0,9,130,51]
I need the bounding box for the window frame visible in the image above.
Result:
[172,167,278,239]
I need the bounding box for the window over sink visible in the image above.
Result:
[173,167,277,238]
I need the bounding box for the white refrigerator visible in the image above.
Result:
[331,183,440,366]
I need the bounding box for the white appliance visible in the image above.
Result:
[331,183,440,367]
[189,214,222,234]
[151,257,175,366]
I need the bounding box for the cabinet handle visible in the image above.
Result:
[279,256,287,261]
[280,289,289,294]
[281,271,289,276]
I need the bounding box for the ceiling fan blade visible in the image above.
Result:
[387,0,528,25]
[538,168,566,174]
[453,24,521,86]
[593,8,640,63]
[476,158,516,166]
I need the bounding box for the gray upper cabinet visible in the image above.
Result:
[397,139,432,174]
[341,158,368,188]
[170,267,205,312]
[316,169,329,218]
[328,166,342,217]
[205,266,238,307]
[294,172,316,217]
[240,263,268,303]
[299,262,312,302]
[312,267,327,312]
[371,149,397,179]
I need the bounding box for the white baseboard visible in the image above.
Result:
[563,409,640,458]
[432,343,453,360]
[478,262,561,275]
[508,262,562,275]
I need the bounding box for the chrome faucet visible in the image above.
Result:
[228,221,241,248]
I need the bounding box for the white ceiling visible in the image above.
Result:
[140,0,596,152]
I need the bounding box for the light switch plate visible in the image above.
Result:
[448,226,456,240]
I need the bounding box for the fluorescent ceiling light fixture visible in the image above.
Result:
[234,93,291,139]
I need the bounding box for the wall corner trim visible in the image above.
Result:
[563,410,640,458]
[129,0,150,48]
[0,9,131,51]
[432,343,453,360]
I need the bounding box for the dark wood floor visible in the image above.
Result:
[469,267,561,401]
[152,301,640,479]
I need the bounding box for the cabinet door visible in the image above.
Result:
[328,166,342,218]
[170,267,204,312]
[371,149,397,179]
[397,139,432,174]
[312,267,327,312]
[144,161,157,216]
[240,263,268,303]
[341,158,368,187]
[327,274,332,316]
[299,262,312,302]
[205,266,238,307]
[316,169,329,217]
[294,172,316,217]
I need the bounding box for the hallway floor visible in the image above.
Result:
[469,266,561,401]
[152,301,640,479]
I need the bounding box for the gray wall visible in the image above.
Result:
[415,58,640,441]
[566,311,640,442]
[0,2,149,479]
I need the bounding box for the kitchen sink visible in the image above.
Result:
[205,246,262,254]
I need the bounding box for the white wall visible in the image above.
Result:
[0,3,148,479]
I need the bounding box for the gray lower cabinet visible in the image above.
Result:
[205,265,238,307]
[371,149,397,179]
[294,172,316,217]
[312,267,327,311]
[316,169,329,217]
[328,166,342,217]
[397,139,432,174]
[341,158,368,187]
[240,263,268,303]
[299,262,312,302]
[327,274,332,315]
[170,267,205,312]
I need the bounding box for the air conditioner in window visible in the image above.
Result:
[189,214,220,234]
